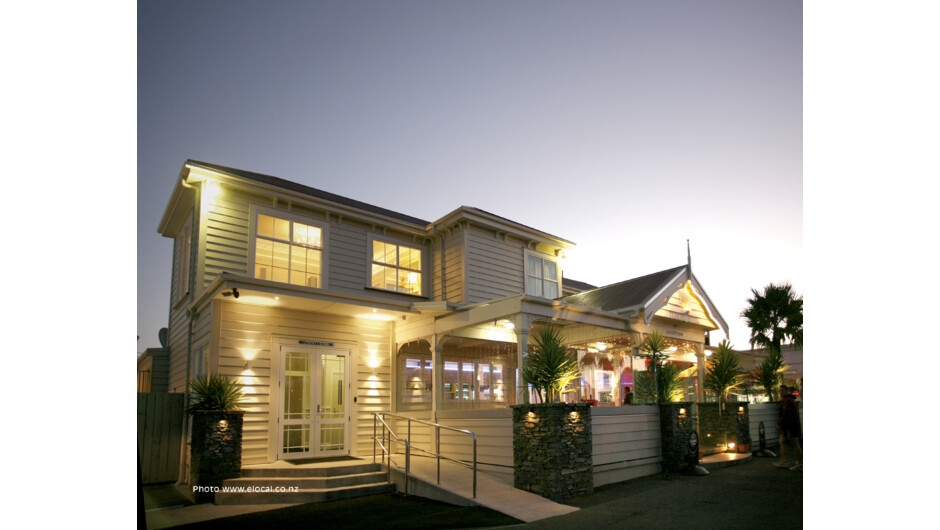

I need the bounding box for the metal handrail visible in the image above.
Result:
[373,412,477,498]
[373,413,411,494]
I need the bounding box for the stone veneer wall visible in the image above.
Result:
[512,403,593,502]
[190,411,244,503]
[698,402,751,454]
[659,402,698,475]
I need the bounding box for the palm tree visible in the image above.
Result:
[704,340,742,408]
[750,348,789,401]
[521,326,581,403]
[741,282,803,353]
[741,282,802,398]
[637,331,674,403]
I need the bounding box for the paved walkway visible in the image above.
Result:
[401,455,579,523]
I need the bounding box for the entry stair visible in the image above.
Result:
[215,459,394,505]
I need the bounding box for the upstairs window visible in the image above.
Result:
[526,252,559,299]
[254,212,323,288]
[371,240,423,296]
[174,215,192,304]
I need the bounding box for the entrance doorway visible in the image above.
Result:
[277,343,350,459]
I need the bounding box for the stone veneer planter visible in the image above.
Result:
[659,402,699,475]
[512,403,593,502]
[190,410,244,503]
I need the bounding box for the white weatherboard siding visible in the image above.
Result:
[202,194,251,286]
[749,403,781,448]
[436,410,514,485]
[216,301,392,464]
[591,406,662,486]
[465,227,525,304]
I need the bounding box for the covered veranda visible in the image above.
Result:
[392,293,701,416]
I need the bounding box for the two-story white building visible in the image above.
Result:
[156,160,729,475]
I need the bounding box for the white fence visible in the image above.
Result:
[592,406,662,486]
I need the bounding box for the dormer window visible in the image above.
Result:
[525,251,560,299]
[253,212,323,288]
[371,240,423,296]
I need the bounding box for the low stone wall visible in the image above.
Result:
[512,403,593,502]
[659,402,698,475]
[190,410,244,503]
[698,403,751,454]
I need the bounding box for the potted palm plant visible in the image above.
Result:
[521,326,581,403]
[187,374,245,503]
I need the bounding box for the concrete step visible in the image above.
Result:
[222,471,389,490]
[214,482,395,505]
[240,462,382,478]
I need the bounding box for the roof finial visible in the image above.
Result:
[687,239,691,269]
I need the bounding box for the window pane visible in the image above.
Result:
[405,272,421,295]
[543,280,558,299]
[290,246,306,273]
[371,264,385,289]
[306,248,321,274]
[406,247,422,270]
[528,256,543,279]
[543,259,557,280]
[384,243,398,266]
[255,238,273,266]
[274,217,290,241]
[385,267,397,291]
[272,267,289,284]
[273,241,290,269]
[294,223,321,247]
[527,276,542,297]
[257,214,275,238]
[373,241,385,264]
[399,247,410,269]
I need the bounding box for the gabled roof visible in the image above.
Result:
[185,159,431,227]
[559,266,686,312]
[559,265,729,335]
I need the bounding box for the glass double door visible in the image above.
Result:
[278,344,349,459]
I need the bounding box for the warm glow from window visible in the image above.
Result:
[254,213,322,288]
[371,240,422,295]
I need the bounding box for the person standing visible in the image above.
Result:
[774,385,803,471]
[622,386,633,405]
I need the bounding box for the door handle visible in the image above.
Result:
[317,404,321,414]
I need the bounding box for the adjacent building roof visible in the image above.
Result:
[186,159,431,227]
[561,277,598,292]
[559,266,686,312]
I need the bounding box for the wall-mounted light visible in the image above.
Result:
[727,442,736,451]
[738,406,745,415]
[222,288,239,299]
[497,319,514,330]
[206,181,222,199]
[678,408,687,418]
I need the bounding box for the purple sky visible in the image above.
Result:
[138,1,802,353]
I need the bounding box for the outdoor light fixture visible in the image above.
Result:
[206,181,222,199]
[679,408,687,418]
[596,342,607,351]
[738,406,745,415]
[727,442,736,450]
[222,288,239,299]
[497,319,514,330]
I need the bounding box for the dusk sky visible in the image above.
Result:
[137,1,802,353]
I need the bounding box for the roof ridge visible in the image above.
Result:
[569,265,686,297]
[186,159,431,227]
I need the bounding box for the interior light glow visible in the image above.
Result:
[206,181,222,199]
[596,342,607,351]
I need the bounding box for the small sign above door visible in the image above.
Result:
[300,340,335,347]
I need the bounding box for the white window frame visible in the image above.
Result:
[367,234,426,297]
[174,213,193,305]
[524,249,561,299]
[247,204,329,290]
[192,344,209,378]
